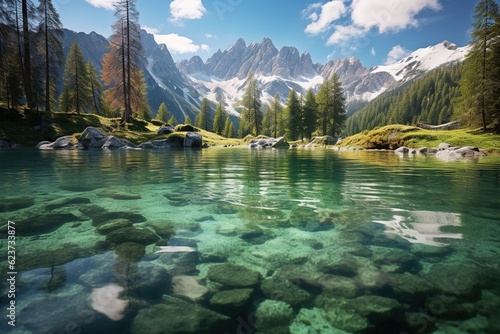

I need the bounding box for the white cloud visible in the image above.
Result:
[385,45,410,65]
[154,33,209,54]
[85,0,117,10]
[143,26,160,34]
[350,0,442,33]
[305,1,347,35]
[371,47,376,56]
[205,33,216,39]
[170,0,206,21]
[304,0,443,51]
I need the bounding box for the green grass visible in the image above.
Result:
[0,109,243,147]
[338,124,500,154]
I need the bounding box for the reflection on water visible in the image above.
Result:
[0,148,499,334]
[375,210,463,247]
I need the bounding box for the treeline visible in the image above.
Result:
[346,0,500,135]
[344,63,463,135]
[193,71,347,140]
[0,0,149,125]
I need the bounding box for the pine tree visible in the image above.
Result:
[168,114,177,126]
[184,114,192,125]
[86,61,107,115]
[224,116,234,138]
[155,102,169,122]
[316,73,346,136]
[302,88,318,139]
[262,93,283,137]
[212,99,227,135]
[238,72,262,137]
[456,0,500,130]
[195,98,211,130]
[59,41,91,114]
[36,0,63,113]
[285,88,301,141]
[101,0,146,124]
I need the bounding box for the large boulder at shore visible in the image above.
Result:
[157,125,175,135]
[436,146,486,161]
[248,137,289,149]
[78,126,108,149]
[37,136,79,150]
[183,132,203,148]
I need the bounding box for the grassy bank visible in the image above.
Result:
[0,109,241,147]
[338,125,500,154]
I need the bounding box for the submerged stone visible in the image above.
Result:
[312,275,359,298]
[131,296,229,334]
[45,197,91,210]
[9,213,80,236]
[1,197,35,212]
[78,204,107,218]
[260,277,312,307]
[126,262,172,299]
[210,288,254,315]
[172,275,209,302]
[290,205,334,231]
[314,252,360,277]
[92,211,146,226]
[424,264,482,299]
[207,263,261,288]
[106,227,160,245]
[350,295,402,318]
[390,272,436,301]
[255,300,294,330]
[114,242,146,262]
[371,246,420,273]
[96,219,133,235]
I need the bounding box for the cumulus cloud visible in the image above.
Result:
[85,0,117,10]
[350,0,442,33]
[205,33,216,39]
[385,45,410,65]
[304,0,442,49]
[143,26,160,34]
[154,33,209,54]
[371,47,376,56]
[170,0,206,21]
[304,1,347,35]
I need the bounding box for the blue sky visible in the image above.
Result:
[54,0,477,67]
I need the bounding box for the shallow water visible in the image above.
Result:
[0,148,499,333]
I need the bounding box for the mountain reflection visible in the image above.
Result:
[375,210,462,246]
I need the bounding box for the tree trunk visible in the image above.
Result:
[22,0,33,109]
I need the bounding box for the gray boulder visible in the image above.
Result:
[436,146,486,161]
[183,132,203,147]
[78,126,108,148]
[249,137,290,149]
[157,125,175,135]
[38,136,78,150]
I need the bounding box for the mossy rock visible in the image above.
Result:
[96,219,133,235]
[210,288,254,314]
[174,124,198,132]
[106,227,160,245]
[115,242,146,262]
[260,277,312,307]
[98,191,141,200]
[1,197,35,212]
[92,211,146,226]
[78,204,107,218]
[207,263,261,288]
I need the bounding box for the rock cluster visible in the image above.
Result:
[395,142,487,160]
[37,126,203,150]
[248,136,290,149]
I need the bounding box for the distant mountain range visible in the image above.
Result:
[62,29,470,121]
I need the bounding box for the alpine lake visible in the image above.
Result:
[0,147,499,334]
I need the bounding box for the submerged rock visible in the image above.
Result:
[96,219,133,235]
[131,295,229,334]
[210,288,254,315]
[260,277,312,307]
[350,295,402,319]
[1,197,35,212]
[106,227,160,245]
[172,275,209,302]
[424,263,482,299]
[92,211,146,226]
[79,204,107,218]
[207,263,261,288]
[114,242,146,262]
[7,213,80,236]
[126,262,172,299]
[255,300,294,330]
[98,191,141,200]
[290,205,334,232]
[371,246,420,273]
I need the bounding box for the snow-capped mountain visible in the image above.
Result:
[176,38,469,115]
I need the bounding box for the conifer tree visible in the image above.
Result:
[184,114,192,125]
[36,0,63,113]
[262,93,283,137]
[285,88,301,141]
[224,116,234,138]
[101,0,146,124]
[155,102,169,122]
[87,61,108,115]
[316,73,346,136]
[456,0,500,130]
[238,72,262,137]
[60,41,91,114]
[302,88,318,139]
[212,99,227,135]
[168,114,177,126]
[195,98,211,130]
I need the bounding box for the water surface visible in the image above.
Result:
[1,148,499,333]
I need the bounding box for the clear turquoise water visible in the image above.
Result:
[0,148,499,333]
